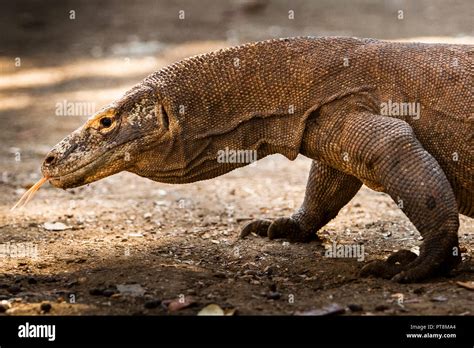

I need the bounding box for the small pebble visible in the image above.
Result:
[431,296,448,302]
[266,291,281,300]
[43,222,69,231]
[102,289,118,297]
[0,301,11,313]
[348,304,363,312]
[144,299,161,309]
[40,302,52,313]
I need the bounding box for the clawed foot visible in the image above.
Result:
[360,248,461,283]
[359,249,417,280]
[240,217,319,243]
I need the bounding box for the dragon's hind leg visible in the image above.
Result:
[298,98,461,282]
[315,110,462,282]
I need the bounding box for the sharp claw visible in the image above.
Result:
[240,218,317,243]
[391,272,407,283]
[239,224,253,239]
[240,220,271,239]
[267,224,282,240]
[268,217,299,240]
[359,249,425,281]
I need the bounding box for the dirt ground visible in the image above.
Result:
[0,0,473,316]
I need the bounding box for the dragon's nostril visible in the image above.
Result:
[45,155,56,165]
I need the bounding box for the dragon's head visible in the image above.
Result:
[41,84,176,188]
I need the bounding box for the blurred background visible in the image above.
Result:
[0,1,472,315]
[2,0,473,59]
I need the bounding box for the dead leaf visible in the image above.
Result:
[224,308,236,316]
[167,297,195,312]
[457,281,474,291]
[198,304,224,316]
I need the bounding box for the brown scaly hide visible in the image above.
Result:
[138,38,471,198]
[140,38,377,166]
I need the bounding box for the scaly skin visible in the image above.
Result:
[41,37,473,282]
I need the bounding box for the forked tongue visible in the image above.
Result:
[11,176,49,211]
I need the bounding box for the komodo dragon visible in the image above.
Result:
[40,37,473,282]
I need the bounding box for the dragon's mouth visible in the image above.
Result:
[43,133,159,188]
[48,176,64,187]
[44,152,110,189]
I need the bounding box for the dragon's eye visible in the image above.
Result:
[100,117,113,128]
